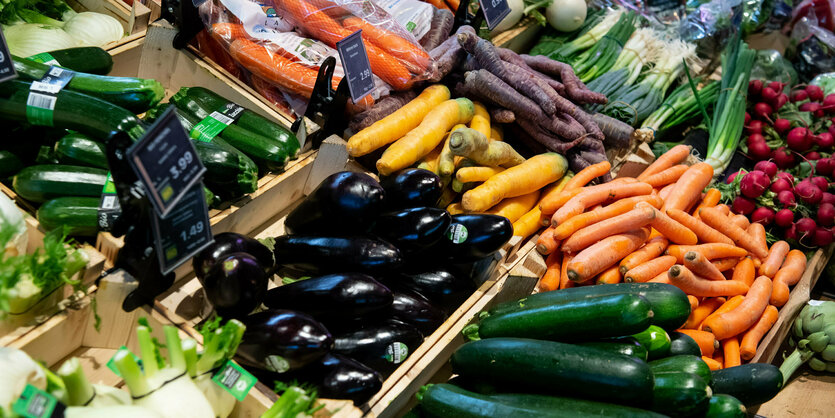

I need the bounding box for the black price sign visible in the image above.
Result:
[479,0,511,30]
[150,184,213,275]
[0,28,17,83]
[336,30,375,104]
[128,106,206,217]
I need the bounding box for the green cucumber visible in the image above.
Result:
[183,86,300,157]
[706,394,746,418]
[54,133,108,169]
[487,282,690,330]
[578,337,648,361]
[650,372,711,417]
[474,293,653,341]
[669,331,702,356]
[649,355,712,385]
[37,197,99,236]
[0,80,146,141]
[489,393,667,417]
[12,56,163,113]
[0,151,24,178]
[13,165,107,203]
[450,338,654,406]
[632,325,671,360]
[28,47,113,75]
[710,364,782,406]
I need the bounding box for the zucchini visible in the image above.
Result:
[183,87,300,157]
[450,338,655,406]
[170,89,289,171]
[0,151,24,178]
[632,325,671,360]
[578,337,648,361]
[669,331,702,357]
[489,393,668,417]
[487,282,690,330]
[13,165,107,203]
[37,197,99,236]
[710,363,782,406]
[28,47,113,75]
[54,133,108,169]
[649,355,712,385]
[12,56,163,113]
[650,372,711,417]
[475,293,653,341]
[706,394,746,418]
[0,80,146,141]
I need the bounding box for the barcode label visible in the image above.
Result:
[101,195,118,210]
[26,92,56,110]
[209,111,235,126]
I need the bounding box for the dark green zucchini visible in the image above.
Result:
[13,165,107,203]
[649,355,712,385]
[650,372,711,417]
[0,151,24,178]
[489,393,668,417]
[632,326,671,360]
[669,331,702,357]
[578,337,648,361]
[27,47,113,75]
[54,133,108,169]
[37,197,99,236]
[450,338,655,406]
[710,363,782,406]
[706,394,746,418]
[12,56,163,113]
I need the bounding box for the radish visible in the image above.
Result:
[748,141,772,161]
[726,170,744,184]
[746,120,764,135]
[744,112,751,125]
[796,217,818,239]
[811,176,829,191]
[814,132,834,150]
[751,207,776,225]
[753,102,773,122]
[806,151,822,161]
[740,171,772,198]
[792,89,809,102]
[799,101,822,113]
[749,79,763,97]
[777,190,797,207]
[818,158,835,177]
[823,93,835,114]
[787,127,812,152]
[806,84,824,101]
[772,93,788,111]
[772,147,796,168]
[796,180,823,204]
[775,208,795,227]
[776,172,795,184]
[754,161,778,178]
[829,123,835,138]
[746,133,765,145]
[761,86,779,103]
[770,178,793,194]
[817,203,835,226]
[813,227,833,246]
[774,118,791,135]
[785,224,798,241]
[823,192,835,205]
[732,196,756,215]
[768,81,785,92]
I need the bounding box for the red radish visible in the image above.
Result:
[748,141,772,161]
[770,178,793,193]
[751,207,776,225]
[774,118,791,134]
[776,172,795,184]
[792,89,809,102]
[740,171,772,198]
[772,147,796,168]
[800,102,822,113]
[811,176,829,191]
[796,217,818,239]
[754,161,778,178]
[823,192,835,205]
[745,112,751,125]
[823,94,835,114]
[772,93,789,111]
[815,132,834,150]
[785,224,798,241]
[806,151,822,161]
[768,81,784,92]
[754,102,773,121]
[787,127,812,152]
[749,80,763,97]
[775,208,795,227]
[806,84,824,101]
[747,133,765,145]
[746,120,764,135]
[829,123,835,137]
[813,227,833,246]
[796,180,823,204]
[818,158,835,177]
[761,87,779,103]
[778,190,797,207]
[817,203,835,226]
[732,196,756,215]
[726,170,744,184]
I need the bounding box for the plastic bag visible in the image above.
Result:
[678,0,742,61]
[811,72,835,95]
[374,0,434,40]
[741,0,774,35]
[750,49,798,86]
[790,16,835,82]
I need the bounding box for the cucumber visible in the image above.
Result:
[669,331,702,357]
[183,87,300,157]
[710,363,782,406]
[28,47,113,75]
[37,197,99,236]
[0,80,146,141]
[578,337,648,361]
[0,151,24,178]
[706,394,746,418]
[476,293,653,341]
[632,325,671,360]
[12,56,163,113]
[171,90,289,171]
[450,338,655,406]
[487,282,690,330]
[54,133,108,169]
[13,165,107,203]
[650,372,711,417]
[649,355,712,385]
[489,393,668,417]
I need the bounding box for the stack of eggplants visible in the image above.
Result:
[191,169,513,405]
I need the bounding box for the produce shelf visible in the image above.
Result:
[69,0,152,50]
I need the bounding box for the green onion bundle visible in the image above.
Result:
[554,8,626,59]
[642,80,720,134]
[571,11,638,82]
[586,28,662,110]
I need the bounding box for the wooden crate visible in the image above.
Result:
[67,0,152,50]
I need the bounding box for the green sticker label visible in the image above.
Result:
[12,384,60,418]
[98,172,121,232]
[190,114,229,142]
[106,346,143,377]
[406,21,416,32]
[212,360,257,401]
[446,223,468,244]
[264,355,290,373]
[27,52,59,66]
[25,93,56,126]
[384,342,409,364]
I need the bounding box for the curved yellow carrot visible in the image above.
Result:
[462,153,568,212]
[487,190,541,223]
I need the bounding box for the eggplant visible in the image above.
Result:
[264,273,393,318]
[380,168,442,210]
[313,354,383,404]
[284,171,385,235]
[202,253,267,319]
[386,268,471,313]
[446,252,502,288]
[332,319,424,376]
[389,290,447,336]
[192,232,274,280]
[371,207,450,252]
[237,309,333,372]
[426,214,512,262]
[273,235,402,274]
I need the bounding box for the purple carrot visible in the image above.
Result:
[420,8,454,50]
[489,107,515,123]
[497,62,557,115]
[521,54,607,105]
[517,118,587,153]
[457,32,507,79]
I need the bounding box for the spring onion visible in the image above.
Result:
[586,28,662,109]
[642,80,721,134]
[554,7,625,59]
[571,11,637,82]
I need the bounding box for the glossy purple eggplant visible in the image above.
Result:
[273,235,402,274]
[332,319,424,376]
[202,252,267,319]
[264,273,393,318]
[371,207,450,252]
[236,309,333,372]
[380,168,442,210]
[385,268,471,314]
[192,232,273,280]
[313,354,383,404]
[426,214,513,262]
[389,290,447,336]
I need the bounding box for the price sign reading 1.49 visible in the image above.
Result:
[479,0,511,31]
[336,30,375,104]
[150,183,213,275]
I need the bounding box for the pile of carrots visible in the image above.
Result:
[533,144,808,370]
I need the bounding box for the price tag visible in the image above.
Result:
[128,106,206,217]
[190,103,246,143]
[150,184,213,274]
[0,28,16,83]
[212,360,257,401]
[97,173,121,232]
[105,346,143,377]
[25,66,73,127]
[12,384,64,418]
[336,30,375,104]
[478,0,511,30]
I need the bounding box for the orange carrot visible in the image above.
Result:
[342,17,430,73]
[676,329,718,357]
[684,297,725,329]
[618,236,669,274]
[713,349,725,369]
[597,265,622,284]
[553,182,653,225]
[661,163,714,213]
[770,250,807,307]
[536,227,559,255]
[668,265,750,297]
[683,251,726,281]
[699,207,768,259]
[666,208,734,245]
[560,254,575,289]
[747,222,767,257]
[642,164,689,188]
[537,176,573,225]
[701,276,772,340]
[638,202,698,245]
[658,183,676,201]
[731,257,756,287]
[538,251,562,292]
[561,206,656,253]
[712,257,740,272]
[554,195,662,239]
[693,188,722,218]
[703,356,723,371]
[649,272,671,284]
[638,144,692,181]
[624,256,677,283]
[445,0,460,10]
[714,204,730,216]
[563,161,611,190]
[667,243,748,263]
[700,295,745,331]
[540,188,583,216]
[730,214,750,230]
[688,295,700,312]
[740,305,779,361]
[566,229,650,282]
[760,241,790,278]
[723,336,741,368]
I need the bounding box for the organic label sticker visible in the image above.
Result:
[385,342,409,364]
[447,224,468,244]
[97,172,122,232]
[12,384,62,418]
[265,355,290,373]
[190,104,245,143]
[27,52,59,66]
[106,346,143,377]
[212,360,257,401]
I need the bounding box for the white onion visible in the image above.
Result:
[546,0,587,32]
[3,24,77,57]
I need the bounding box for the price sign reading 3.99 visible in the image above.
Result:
[150,184,213,275]
[479,0,511,30]
[336,30,375,104]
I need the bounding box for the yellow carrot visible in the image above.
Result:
[487,190,541,223]
[513,205,543,238]
[449,128,525,167]
[417,142,444,174]
[438,124,468,177]
[462,153,568,212]
[490,124,503,141]
[456,166,504,183]
[446,202,466,215]
[469,101,491,139]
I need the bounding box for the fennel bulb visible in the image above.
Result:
[0,194,27,257]
[2,23,77,57]
[64,405,163,418]
[187,319,247,418]
[58,357,131,407]
[546,0,587,32]
[63,12,124,46]
[0,348,47,412]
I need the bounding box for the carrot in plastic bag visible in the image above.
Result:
[342,17,430,73]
